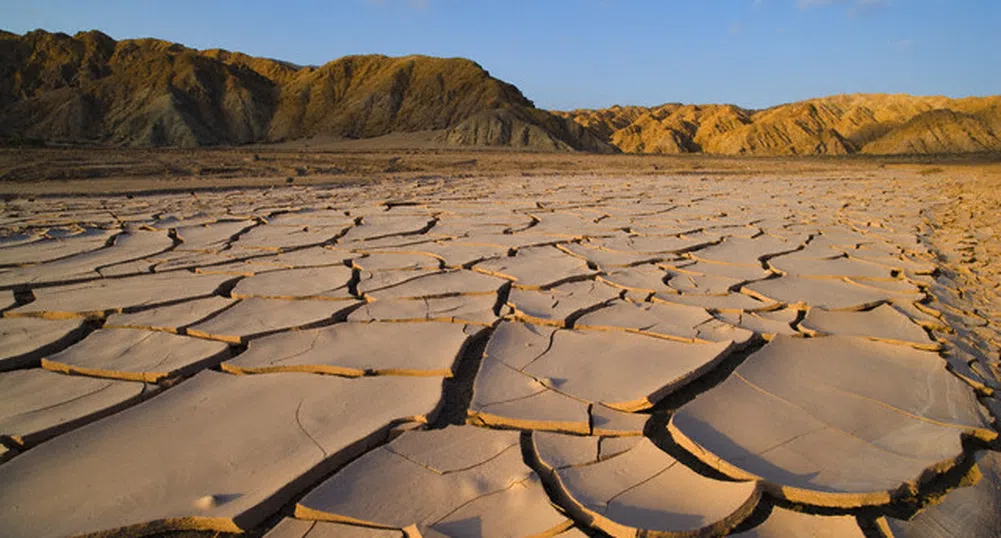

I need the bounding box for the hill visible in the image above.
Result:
[0,29,998,155]
[556,94,1001,155]
[0,29,611,151]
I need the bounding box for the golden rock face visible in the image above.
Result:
[559,94,1001,155]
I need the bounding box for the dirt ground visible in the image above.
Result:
[1,148,1000,537]
[2,146,998,323]
[1,145,998,195]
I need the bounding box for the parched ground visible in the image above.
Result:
[0,157,999,538]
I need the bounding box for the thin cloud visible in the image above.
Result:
[366,0,430,10]
[893,39,915,52]
[797,0,890,8]
[796,0,891,17]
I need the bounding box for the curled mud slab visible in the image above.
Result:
[669,335,996,508]
[0,372,444,537]
[295,426,572,537]
[531,432,761,537]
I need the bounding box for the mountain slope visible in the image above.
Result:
[1,29,998,155]
[0,29,602,150]
[0,30,278,146]
[442,107,616,152]
[559,94,1001,155]
[862,101,1001,154]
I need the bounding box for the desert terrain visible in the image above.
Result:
[2,22,1001,538]
[0,149,999,537]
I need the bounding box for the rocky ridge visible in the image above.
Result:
[0,29,609,151]
[1,28,999,155]
[556,93,1001,155]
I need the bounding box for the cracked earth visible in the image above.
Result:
[0,172,999,537]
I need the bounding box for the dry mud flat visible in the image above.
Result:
[0,172,999,538]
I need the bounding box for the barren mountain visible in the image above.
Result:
[0,29,606,151]
[558,94,1001,155]
[0,30,276,146]
[1,29,998,155]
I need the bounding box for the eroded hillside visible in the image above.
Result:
[1,29,998,155]
[0,29,606,151]
[557,94,1001,155]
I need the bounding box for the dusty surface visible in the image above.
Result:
[0,160,999,537]
[3,147,998,196]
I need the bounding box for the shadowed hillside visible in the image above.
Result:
[0,30,277,146]
[0,29,610,151]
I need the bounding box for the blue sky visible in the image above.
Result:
[2,0,998,110]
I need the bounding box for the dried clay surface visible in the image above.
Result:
[0,170,999,537]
